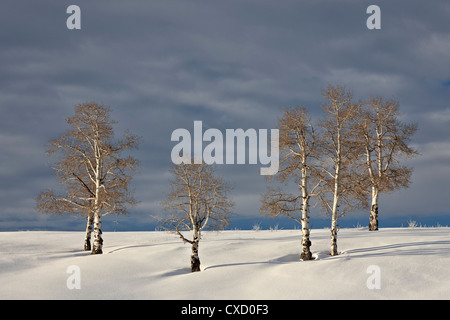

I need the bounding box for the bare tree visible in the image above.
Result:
[160,162,234,272]
[37,103,140,254]
[317,85,367,256]
[261,107,321,260]
[355,97,418,231]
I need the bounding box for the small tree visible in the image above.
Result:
[37,103,140,254]
[317,85,367,256]
[355,97,418,231]
[261,107,321,260]
[161,162,234,272]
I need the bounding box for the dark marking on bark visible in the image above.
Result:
[369,204,379,231]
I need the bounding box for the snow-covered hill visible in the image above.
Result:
[0,228,449,299]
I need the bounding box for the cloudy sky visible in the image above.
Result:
[1,0,450,230]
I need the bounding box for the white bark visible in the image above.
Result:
[330,185,339,256]
[91,136,103,254]
[300,165,312,260]
[330,122,341,257]
[369,187,379,231]
[84,214,93,251]
[92,211,103,254]
[191,226,201,272]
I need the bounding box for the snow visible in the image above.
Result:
[0,227,449,299]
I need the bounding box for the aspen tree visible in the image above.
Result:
[37,103,139,254]
[317,85,367,256]
[261,107,320,260]
[161,162,234,272]
[355,97,418,230]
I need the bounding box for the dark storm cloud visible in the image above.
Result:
[1,0,449,230]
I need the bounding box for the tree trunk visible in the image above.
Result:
[330,216,338,256]
[300,220,312,260]
[91,136,103,255]
[330,125,341,256]
[300,168,313,260]
[369,187,379,231]
[191,242,200,272]
[91,212,103,254]
[330,166,340,256]
[84,214,93,251]
[191,229,201,272]
[330,176,339,256]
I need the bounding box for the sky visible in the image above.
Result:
[1,0,450,231]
